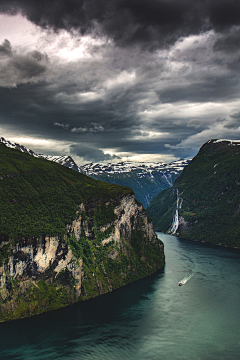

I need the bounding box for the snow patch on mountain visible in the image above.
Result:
[80,159,190,176]
[212,139,240,145]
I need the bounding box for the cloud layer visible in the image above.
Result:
[2,0,240,48]
[0,2,240,164]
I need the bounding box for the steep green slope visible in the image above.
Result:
[0,144,164,321]
[0,143,131,240]
[147,139,240,247]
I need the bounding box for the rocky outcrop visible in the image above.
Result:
[0,194,164,322]
[103,195,156,245]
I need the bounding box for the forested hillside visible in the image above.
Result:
[147,139,240,248]
[0,144,164,322]
[0,143,131,240]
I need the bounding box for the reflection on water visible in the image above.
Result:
[1,233,240,360]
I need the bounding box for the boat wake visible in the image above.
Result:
[178,272,194,286]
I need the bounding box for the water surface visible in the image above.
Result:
[1,233,240,360]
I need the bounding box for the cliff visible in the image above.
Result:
[147,139,240,248]
[0,145,164,322]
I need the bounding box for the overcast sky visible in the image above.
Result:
[1,0,240,164]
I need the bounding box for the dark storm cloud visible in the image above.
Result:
[0,39,12,57]
[224,111,240,129]
[0,0,203,48]
[31,50,48,62]
[0,39,48,86]
[159,75,240,104]
[213,29,240,52]
[11,54,46,78]
[224,119,240,129]
[0,82,127,143]
[207,0,240,30]
[0,78,199,161]
[1,0,240,49]
[0,0,212,50]
[187,119,203,128]
[2,1,240,163]
[70,144,120,162]
[230,111,240,119]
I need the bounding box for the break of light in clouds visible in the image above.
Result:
[1,1,240,164]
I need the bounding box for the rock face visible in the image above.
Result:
[0,194,164,322]
[147,139,240,248]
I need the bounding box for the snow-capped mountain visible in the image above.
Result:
[81,159,190,208]
[0,137,40,157]
[43,155,81,171]
[0,137,81,172]
[81,160,189,176]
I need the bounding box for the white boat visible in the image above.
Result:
[178,279,188,286]
[178,273,194,286]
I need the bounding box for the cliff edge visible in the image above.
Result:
[0,144,164,322]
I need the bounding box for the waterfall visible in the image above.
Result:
[170,189,179,235]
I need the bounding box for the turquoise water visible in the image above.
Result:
[1,233,240,360]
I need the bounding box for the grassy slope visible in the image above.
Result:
[147,140,240,247]
[0,143,131,240]
[146,187,177,233]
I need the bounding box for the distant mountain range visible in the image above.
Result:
[81,160,190,208]
[147,139,240,248]
[0,137,190,208]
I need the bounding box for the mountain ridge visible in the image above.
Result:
[0,137,190,208]
[81,159,190,208]
[147,139,240,248]
[0,137,81,172]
